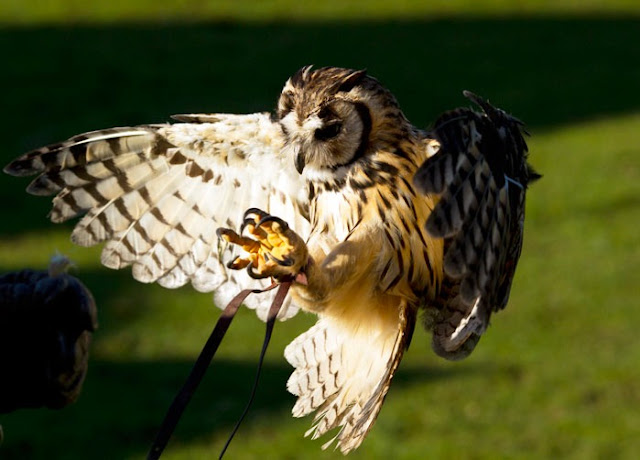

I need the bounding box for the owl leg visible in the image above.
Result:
[217,208,309,281]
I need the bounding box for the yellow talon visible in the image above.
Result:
[218,208,308,280]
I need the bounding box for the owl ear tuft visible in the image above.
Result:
[291,65,314,88]
[336,69,367,93]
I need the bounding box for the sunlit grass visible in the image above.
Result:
[0,228,102,269]
[2,0,640,25]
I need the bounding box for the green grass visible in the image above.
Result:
[1,5,639,460]
[2,0,640,25]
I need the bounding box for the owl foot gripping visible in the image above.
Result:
[217,208,309,281]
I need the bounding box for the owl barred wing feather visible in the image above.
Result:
[284,302,415,454]
[4,113,310,320]
[414,91,539,359]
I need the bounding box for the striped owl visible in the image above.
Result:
[4,66,538,453]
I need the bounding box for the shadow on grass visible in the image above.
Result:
[1,16,639,236]
[0,357,493,459]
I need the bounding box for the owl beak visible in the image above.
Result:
[295,150,307,174]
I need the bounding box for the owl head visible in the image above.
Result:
[277,66,407,180]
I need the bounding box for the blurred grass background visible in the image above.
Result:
[1,1,639,459]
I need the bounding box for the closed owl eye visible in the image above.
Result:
[314,121,343,141]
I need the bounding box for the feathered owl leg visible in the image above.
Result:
[218,208,351,314]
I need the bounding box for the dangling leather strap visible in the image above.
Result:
[147,280,289,460]
[218,279,292,458]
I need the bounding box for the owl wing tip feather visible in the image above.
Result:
[461,89,478,101]
[4,155,43,177]
[463,89,527,128]
[3,161,22,176]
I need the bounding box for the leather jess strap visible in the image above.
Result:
[147,280,292,460]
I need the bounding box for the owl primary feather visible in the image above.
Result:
[4,66,538,454]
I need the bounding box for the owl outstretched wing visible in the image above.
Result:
[414,91,540,359]
[4,113,310,320]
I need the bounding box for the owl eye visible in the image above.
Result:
[314,121,343,141]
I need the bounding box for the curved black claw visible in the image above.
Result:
[246,264,267,280]
[240,217,256,234]
[243,208,269,221]
[256,215,290,231]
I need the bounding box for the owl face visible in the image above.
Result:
[277,66,387,179]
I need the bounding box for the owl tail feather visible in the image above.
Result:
[284,301,415,454]
[427,277,488,361]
